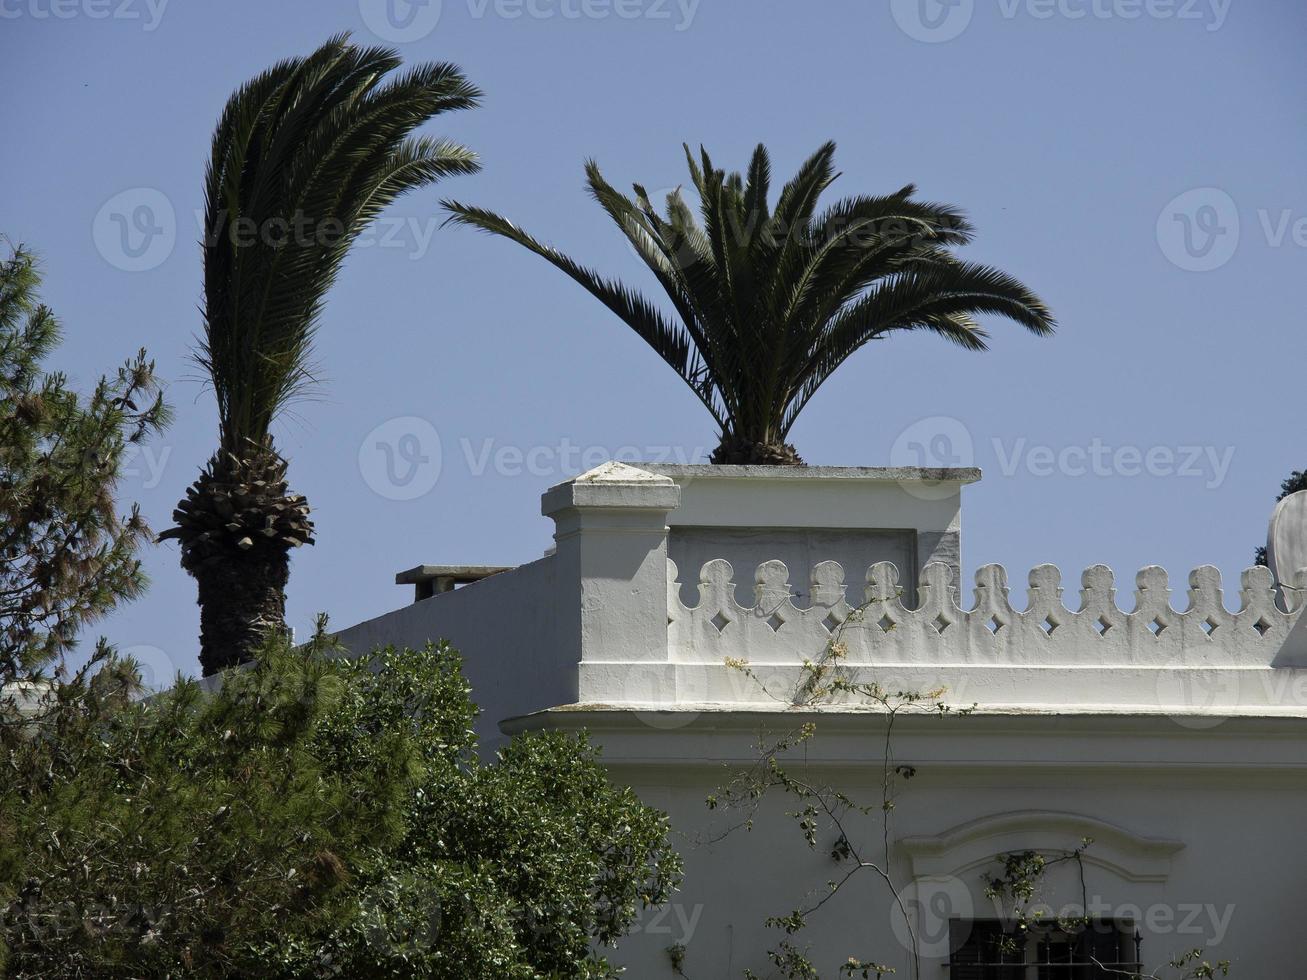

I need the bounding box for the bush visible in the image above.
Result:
[0,632,681,978]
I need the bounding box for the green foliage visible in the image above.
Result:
[982,839,1094,949]
[1166,950,1231,979]
[198,33,480,454]
[446,142,1054,461]
[0,631,681,978]
[0,244,170,680]
[168,34,481,670]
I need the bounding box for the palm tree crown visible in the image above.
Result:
[199,34,480,455]
[163,35,480,673]
[446,142,1054,464]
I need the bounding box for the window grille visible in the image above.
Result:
[947,920,1142,979]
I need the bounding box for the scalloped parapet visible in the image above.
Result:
[338,464,1307,721]
[668,558,1307,669]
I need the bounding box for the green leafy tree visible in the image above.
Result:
[0,632,681,978]
[446,142,1054,465]
[0,244,169,682]
[161,35,481,674]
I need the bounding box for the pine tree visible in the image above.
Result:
[0,243,170,683]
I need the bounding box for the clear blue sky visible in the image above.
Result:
[2,0,1304,685]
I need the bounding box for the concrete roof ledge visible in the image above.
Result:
[575,460,677,484]
[640,463,982,484]
[542,461,680,516]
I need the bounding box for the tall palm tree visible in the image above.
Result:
[445,142,1054,465]
[160,36,480,674]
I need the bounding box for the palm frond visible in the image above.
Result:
[441,202,723,426]
[781,260,1055,433]
[443,142,1055,459]
[198,35,480,451]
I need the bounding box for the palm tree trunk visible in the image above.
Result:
[160,441,314,676]
[194,550,290,675]
[710,434,806,466]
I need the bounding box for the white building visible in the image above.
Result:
[337,463,1307,978]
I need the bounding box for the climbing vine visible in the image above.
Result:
[666,591,1232,980]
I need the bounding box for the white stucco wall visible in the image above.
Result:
[334,554,571,751]
[519,711,1305,977]
[333,464,1307,976]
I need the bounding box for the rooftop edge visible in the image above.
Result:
[638,464,982,484]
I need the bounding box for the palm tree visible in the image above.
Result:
[160,36,480,674]
[445,142,1054,465]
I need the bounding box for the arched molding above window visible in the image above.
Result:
[898,810,1184,884]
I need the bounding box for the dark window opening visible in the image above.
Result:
[948,919,1142,979]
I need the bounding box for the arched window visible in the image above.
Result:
[896,810,1185,979]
